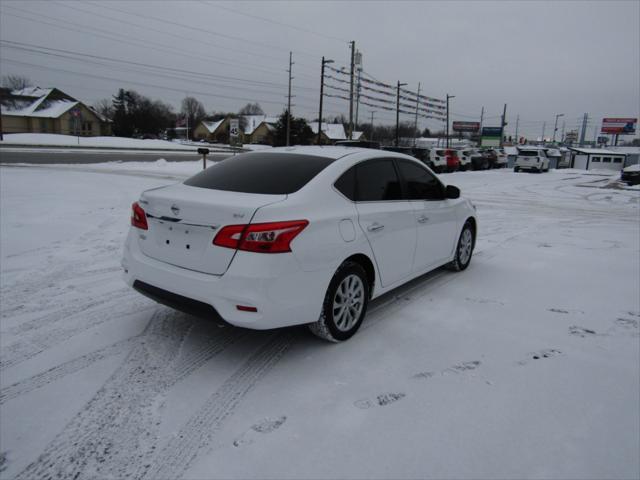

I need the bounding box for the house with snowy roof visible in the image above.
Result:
[310,122,347,144]
[193,115,278,144]
[0,87,111,136]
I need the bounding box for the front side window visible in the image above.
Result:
[396,160,444,200]
[355,159,402,202]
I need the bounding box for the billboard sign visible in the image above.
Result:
[601,118,637,135]
[452,121,480,133]
[565,130,578,142]
[481,127,502,137]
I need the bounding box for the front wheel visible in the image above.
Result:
[448,222,475,271]
[309,261,370,342]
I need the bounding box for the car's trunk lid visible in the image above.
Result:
[137,183,286,275]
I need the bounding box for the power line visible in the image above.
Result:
[78,0,323,62]
[204,2,349,44]
[1,6,318,81]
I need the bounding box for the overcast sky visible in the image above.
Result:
[1,0,638,139]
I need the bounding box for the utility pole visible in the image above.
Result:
[413,82,421,147]
[552,113,564,144]
[348,40,355,140]
[0,100,3,141]
[369,110,375,141]
[354,50,362,132]
[354,68,361,131]
[286,51,294,146]
[561,120,565,144]
[541,122,546,144]
[479,106,484,131]
[317,57,333,145]
[396,81,408,147]
[500,103,507,146]
[579,113,588,146]
[514,115,520,144]
[445,94,455,148]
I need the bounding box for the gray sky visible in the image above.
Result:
[1,0,638,140]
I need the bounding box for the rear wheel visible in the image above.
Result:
[448,222,475,271]
[309,261,370,342]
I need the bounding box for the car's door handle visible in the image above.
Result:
[417,215,429,223]
[367,222,385,232]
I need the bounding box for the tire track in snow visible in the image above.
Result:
[143,331,293,480]
[0,296,153,372]
[0,336,138,405]
[15,309,243,480]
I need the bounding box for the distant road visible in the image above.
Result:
[0,148,232,164]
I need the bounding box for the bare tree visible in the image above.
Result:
[93,98,114,120]
[1,75,33,90]
[238,102,264,116]
[180,96,206,139]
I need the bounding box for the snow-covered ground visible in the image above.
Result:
[0,133,261,152]
[1,165,638,479]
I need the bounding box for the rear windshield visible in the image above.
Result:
[184,153,335,194]
[518,150,539,156]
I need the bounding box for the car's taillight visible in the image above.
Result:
[131,202,148,230]
[213,220,308,253]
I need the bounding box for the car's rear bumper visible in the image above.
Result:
[122,229,331,329]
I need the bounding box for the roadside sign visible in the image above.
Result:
[229,118,240,138]
[565,130,578,142]
[452,121,480,133]
[481,126,502,147]
[601,118,637,135]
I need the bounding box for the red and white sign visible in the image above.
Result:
[601,118,637,135]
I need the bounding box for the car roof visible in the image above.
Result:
[257,145,368,160]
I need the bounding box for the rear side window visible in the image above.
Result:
[355,159,402,202]
[184,153,334,194]
[334,166,356,200]
[396,160,444,200]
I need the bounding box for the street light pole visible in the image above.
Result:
[317,57,333,145]
[370,110,376,141]
[396,81,407,147]
[552,113,564,143]
[446,94,455,148]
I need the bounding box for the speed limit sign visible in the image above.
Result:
[230,119,240,138]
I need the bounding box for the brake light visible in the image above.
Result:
[213,220,308,253]
[131,202,148,230]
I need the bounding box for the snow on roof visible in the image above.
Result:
[352,131,364,140]
[569,148,627,155]
[10,87,52,98]
[242,115,266,135]
[309,123,346,140]
[201,119,225,133]
[3,97,79,118]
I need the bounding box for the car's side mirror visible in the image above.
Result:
[445,185,460,199]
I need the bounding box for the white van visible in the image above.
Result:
[514,147,550,173]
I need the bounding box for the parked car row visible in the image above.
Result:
[334,141,509,174]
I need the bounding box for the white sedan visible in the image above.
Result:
[122,146,477,341]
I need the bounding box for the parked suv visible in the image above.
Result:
[470,150,490,170]
[514,147,550,173]
[456,149,475,171]
[431,149,460,173]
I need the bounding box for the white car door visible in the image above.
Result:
[354,159,417,287]
[395,159,459,271]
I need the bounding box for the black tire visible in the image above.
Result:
[447,222,475,272]
[514,166,520,172]
[308,261,370,342]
